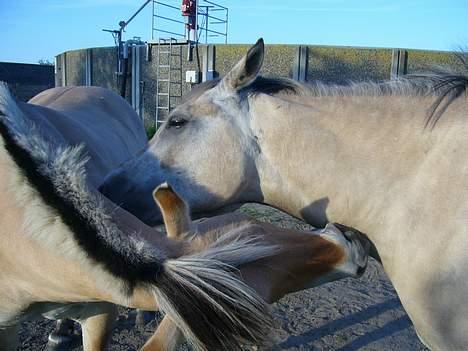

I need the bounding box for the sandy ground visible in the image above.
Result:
[18,204,429,351]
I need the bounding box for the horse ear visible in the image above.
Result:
[153,183,192,240]
[223,38,264,91]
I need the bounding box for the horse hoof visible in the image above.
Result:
[135,310,157,327]
[46,332,81,351]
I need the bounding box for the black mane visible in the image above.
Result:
[183,66,467,128]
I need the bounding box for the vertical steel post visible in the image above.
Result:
[202,44,215,81]
[391,49,400,80]
[293,46,308,82]
[85,49,92,86]
[131,45,141,117]
[399,49,408,76]
[61,53,67,87]
[225,8,228,43]
[151,0,155,41]
[391,49,408,79]
[54,56,59,87]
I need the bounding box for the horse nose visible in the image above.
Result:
[323,223,371,277]
[338,224,371,251]
[98,173,138,212]
[340,227,371,276]
[99,172,127,198]
[99,174,163,226]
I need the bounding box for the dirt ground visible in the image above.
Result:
[18,204,428,351]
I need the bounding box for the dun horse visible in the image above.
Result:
[101,40,468,350]
[0,83,274,351]
[1,84,150,350]
[0,83,370,350]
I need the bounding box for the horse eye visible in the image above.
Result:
[168,117,188,129]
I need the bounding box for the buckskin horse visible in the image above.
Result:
[0,83,370,350]
[0,81,292,350]
[100,39,468,350]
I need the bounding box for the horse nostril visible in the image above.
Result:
[333,223,354,242]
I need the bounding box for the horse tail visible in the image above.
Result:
[153,235,277,351]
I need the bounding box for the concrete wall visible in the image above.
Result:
[140,44,201,127]
[55,44,464,129]
[0,62,54,101]
[306,46,393,83]
[406,49,464,74]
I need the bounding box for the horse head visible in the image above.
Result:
[99,39,266,225]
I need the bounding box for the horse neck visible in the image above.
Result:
[250,93,439,242]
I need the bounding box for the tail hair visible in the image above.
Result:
[154,235,278,351]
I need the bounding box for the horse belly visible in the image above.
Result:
[385,141,468,350]
[389,246,468,351]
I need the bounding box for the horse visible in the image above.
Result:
[100,39,468,350]
[143,182,370,350]
[0,83,371,350]
[27,85,148,187]
[0,82,280,351]
[2,84,149,350]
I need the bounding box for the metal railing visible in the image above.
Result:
[197,0,228,44]
[152,1,186,40]
[151,0,228,44]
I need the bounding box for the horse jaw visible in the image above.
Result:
[99,154,165,225]
[99,151,246,226]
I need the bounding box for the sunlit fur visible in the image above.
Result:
[0,82,282,350]
[98,41,468,350]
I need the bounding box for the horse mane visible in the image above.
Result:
[185,59,468,128]
[247,69,468,128]
[0,83,164,294]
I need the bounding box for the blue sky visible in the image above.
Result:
[1,0,467,64]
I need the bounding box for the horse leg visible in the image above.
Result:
[392,265,468,351]
[79,308,119,351]
[140,316,273,351]
[46,319,80,351]
[136,310,158,327]
[140,315,183,351]
[0,324,19,351]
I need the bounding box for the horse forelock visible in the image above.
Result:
[0,82,165,294]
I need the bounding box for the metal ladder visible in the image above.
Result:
[155,38,183,128]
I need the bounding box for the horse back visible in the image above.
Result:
[26,86,147,186]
